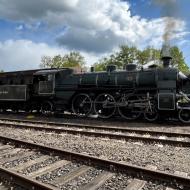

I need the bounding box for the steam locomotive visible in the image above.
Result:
[0,45,190,123]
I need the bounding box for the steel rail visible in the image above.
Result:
[0,117,190,138]
[0,135,190,187]
[0,121,190,147]
[0,166,59,190]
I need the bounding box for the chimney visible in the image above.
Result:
[90,66,95,72]
[161,44,172,68]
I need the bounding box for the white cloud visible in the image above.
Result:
[0,40,63,71]
[55,0,187,52]
[0,40,101,72]
[0,0,188,54]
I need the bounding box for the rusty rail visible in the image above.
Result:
[0,119,190,147]
[0,135,190,187]
[0,117,190,138]
[0,166,59,190]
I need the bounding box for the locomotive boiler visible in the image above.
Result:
[0,46,190,123]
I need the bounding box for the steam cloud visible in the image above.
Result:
[154,0,179,44]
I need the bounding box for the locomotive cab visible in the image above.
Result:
[33,70,57,96]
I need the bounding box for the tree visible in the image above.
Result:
[170,46,189,74]
[137,47,160,65]
[94,55,118,71]
[94,46,140,71]
[40,56,52,68]
[116,46,139,66]
[94,59,108,71]
[62,52,85,68]
[40,52,86,70]
[93,45,189,73]
[52,55,63,68]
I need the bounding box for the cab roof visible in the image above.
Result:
[33,68,72,75]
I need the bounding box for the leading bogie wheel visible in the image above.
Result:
[178,109,190,123]
[41,101,54,115]
[94,93,116,119]
[72,93,92,117]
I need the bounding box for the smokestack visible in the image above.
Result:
[90,66,95,72]
[161,44,172,68]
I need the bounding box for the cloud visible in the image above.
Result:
[0,0,78,21]
[55,0,188,53]
[0,40,100,72]
[0,0,188,54]
[57,28,125,53]
[0,40,63,71]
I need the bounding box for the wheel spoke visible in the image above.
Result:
[72,94,92,117]
[178,109,190,123]
[94,93,116,119]
[118,95,141,120]
[144,106,158,122]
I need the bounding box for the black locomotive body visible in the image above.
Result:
[0,61,190,123]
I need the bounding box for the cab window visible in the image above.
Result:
[48,74,53,81]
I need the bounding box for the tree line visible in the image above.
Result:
[41,45,189,74]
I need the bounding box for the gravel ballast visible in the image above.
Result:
[1,120,190,143]
[61,167,103,190]
[1,113,190,133]
[0,126,190,175]
[38,162,81,183]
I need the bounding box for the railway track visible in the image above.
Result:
[0,135,189,190]
[0,118,190,147]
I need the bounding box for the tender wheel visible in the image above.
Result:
[94,93,116,119]
[178,109,190,123]
[72,93,92,117]
[144,104,158,122]
[11,105,19,113]
[118,95,141,120]
[41,101,54,115]
[2,108,7,113]
[29,102,41,113]
[0,107,4,113]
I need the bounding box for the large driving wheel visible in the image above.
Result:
[118,95,141,120]
[144,104,158,122]
[94,93,116,119]
[178,109,190,123]
[41,101,54,115]
[72,93,92,117]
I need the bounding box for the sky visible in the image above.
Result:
[0,0,189,71]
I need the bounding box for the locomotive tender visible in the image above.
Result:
[0,46,190,123]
